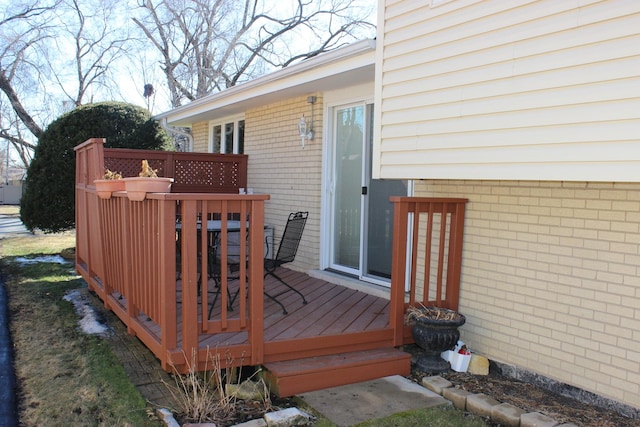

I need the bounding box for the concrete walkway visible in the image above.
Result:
[299,375,449,426]
[0,211,32,239]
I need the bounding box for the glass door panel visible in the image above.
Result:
[332,105,364,271]
[364,178,407,279]
[330,103,408,281]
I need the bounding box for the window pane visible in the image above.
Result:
[224,122,234,153]
[238,120,245,154]
[212,125,221,153]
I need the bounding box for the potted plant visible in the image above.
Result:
[123,159,174,201]
[405,304,466,372]
[94,169,125,199]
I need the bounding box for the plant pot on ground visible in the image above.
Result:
[406,305,466,373]
[94,169,125,199]
[123,160,173,201]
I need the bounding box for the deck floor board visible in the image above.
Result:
[123,267,394,364]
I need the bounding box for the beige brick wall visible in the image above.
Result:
[191,121,209,152]
[245,95,323,271]
[188,95,323,271]
[416,180,640,408]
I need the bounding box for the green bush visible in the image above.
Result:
[20,102,173,233]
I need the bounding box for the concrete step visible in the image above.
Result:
[262,347,411,397]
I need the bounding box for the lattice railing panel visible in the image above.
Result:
[173,159,241,187]
[102,147,247,193]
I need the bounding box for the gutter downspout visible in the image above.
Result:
[160,118,194,152]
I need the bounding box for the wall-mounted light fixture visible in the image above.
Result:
[298,96,316,148]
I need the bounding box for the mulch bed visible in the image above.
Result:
[405,344,638,427]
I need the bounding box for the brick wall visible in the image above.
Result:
[416,180,640,408]
[187,96,323,272]
[245,95,322,271]
[191,122,208,152]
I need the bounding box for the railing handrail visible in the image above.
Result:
[389,196,468,346]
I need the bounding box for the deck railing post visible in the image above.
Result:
[248,199,265,365]
[74,138,106,293]
[159,198,178,364]
[121,196,135,334]
[390,197,410,346]
[180,200,200,364]
[446,201,466,312]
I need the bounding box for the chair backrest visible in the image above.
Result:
[274,212,308,266]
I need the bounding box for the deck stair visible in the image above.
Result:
[262,347,411,397]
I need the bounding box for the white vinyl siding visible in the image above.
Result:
[374,0,640,181]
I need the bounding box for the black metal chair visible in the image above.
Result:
[207,239,239,318]
[264,211,309,314]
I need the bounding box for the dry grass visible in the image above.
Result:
[166,348,272,425]
[1,219,161,426]
[0,205,75,256]
[405,304,462,322]
[0,204,19,214]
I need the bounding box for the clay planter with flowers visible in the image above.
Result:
[123,160,173,201]
[405,305,466,373]
[94,169,125,199]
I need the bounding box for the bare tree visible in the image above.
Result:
[0,101,34,167]
[46,0,133,107]
[133,0,375,107]
[0,0,134,168]
[0,1,58,146]
[0,0,376,167]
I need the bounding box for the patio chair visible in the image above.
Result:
[264,211,309,314]
[207,239,239,318]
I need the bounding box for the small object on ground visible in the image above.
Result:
[263,407,313,427]
[468,354,489,375]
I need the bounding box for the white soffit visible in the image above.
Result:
[158,39,376,126]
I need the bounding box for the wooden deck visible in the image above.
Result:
[74,138,467,395]
[110,267,394,365]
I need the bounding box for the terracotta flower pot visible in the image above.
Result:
[94,179,125,199]
[123,177,173,201]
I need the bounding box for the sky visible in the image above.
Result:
[0,0,377,166]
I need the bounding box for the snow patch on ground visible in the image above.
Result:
[14,255,70,265]
[63,290,110,336]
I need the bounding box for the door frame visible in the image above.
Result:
[321,85,373,277]
[320,85,411,286]
[327,101,368,278]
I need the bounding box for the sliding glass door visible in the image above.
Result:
[329,103,407,284]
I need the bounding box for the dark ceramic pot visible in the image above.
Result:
[411,312,466,372]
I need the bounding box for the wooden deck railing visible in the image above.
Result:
[103,147,247,193]
[75,138,266,371]
[389,197,468,346]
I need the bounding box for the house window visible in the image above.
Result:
[209,116,245,154]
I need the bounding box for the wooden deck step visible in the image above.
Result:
[262,348,411,397]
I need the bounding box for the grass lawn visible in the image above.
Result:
[0,205,162,426]
[306,405,489,427]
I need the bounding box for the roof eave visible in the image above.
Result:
[156,39,376,127]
